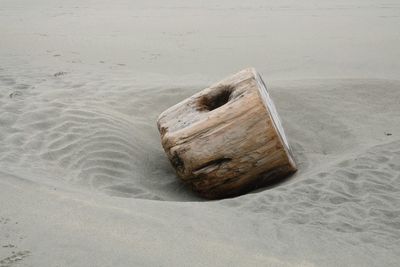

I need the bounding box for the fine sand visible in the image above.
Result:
[1,0,400,266]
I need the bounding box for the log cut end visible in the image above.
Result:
[157,68,297,199]
[253,69,297,172]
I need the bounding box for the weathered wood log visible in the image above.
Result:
[157,68,297,199]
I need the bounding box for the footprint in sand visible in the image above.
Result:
[0,250,31,267]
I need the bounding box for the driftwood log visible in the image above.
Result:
[157,68,297,199]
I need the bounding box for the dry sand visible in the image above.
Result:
[1,0,400,266]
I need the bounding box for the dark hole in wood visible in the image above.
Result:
[159,126,168,137]
[170,152,184,172]
[198,85,234,111]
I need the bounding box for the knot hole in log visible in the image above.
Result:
[198,85,234,111]
[170,152,185,172]
[157,68,297,199]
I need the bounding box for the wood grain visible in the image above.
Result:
[157,68,297,199]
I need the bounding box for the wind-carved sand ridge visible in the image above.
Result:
[235,140,400,247]
[0,69,199,201]
[1,0,400,265]
[0,66,399,266]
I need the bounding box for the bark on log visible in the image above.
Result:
[157,68,297,199]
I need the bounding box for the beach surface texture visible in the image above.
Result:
[0,0,399,266]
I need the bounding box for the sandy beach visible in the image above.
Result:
[1,0,400,266]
